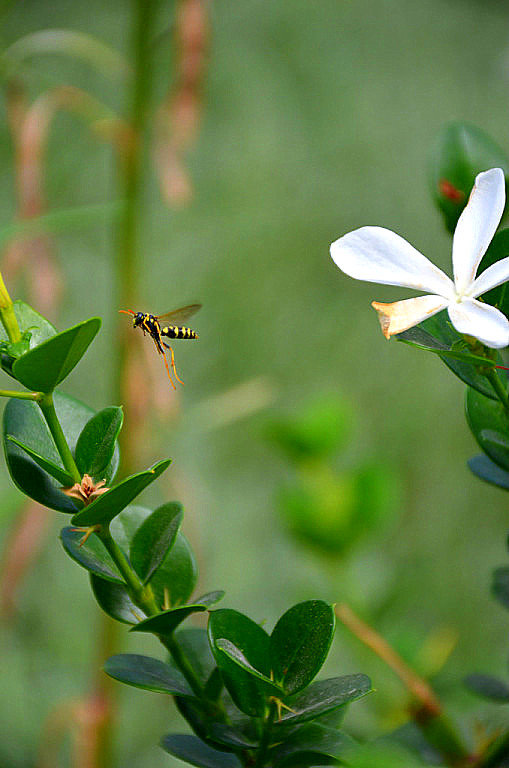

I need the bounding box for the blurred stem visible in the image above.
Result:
[475,729,509,768]
[336,604,471,767]
[255,699,277,768]
[113,0,157,473]
[0,270,21,343]
[38,392,81,483]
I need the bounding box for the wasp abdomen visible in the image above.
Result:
[161,325,198,340]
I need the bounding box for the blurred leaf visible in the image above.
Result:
[464,673,509,702]
[90,573,147,625]
[493,567,509,611]
[75,406,123,481]
[477,228,509,319]
[13,317,101,391]
[3,391,93,512]
[269,723,356,766]
[215,638,283,691]
[71,459,171,526]
[346,742,425,768]
[60,527,122,583]
[6,434,73,486]
[208,609,271,716]
[130,603,208,636]
[275,675,372,726]
[104,653,193,697]
[429,122,509,233]
[130,501,183,583]
[465,387,509,471]
[267,394,353,461]
[398,311,502,400]
[150,531,198,607]
[2,29,129,77]
[468,455,509,491]
[161,734,242,768]
[270,601,335,694]
[391,722,443,766]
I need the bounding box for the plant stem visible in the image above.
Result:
[161,634,205,699]
[0,388,40,400]
[99,525,159,615]
[486,369,509,416]
[0,270,21,343]
[255,699,277,768]
[38,391,81,483]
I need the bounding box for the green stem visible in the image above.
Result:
[161,634,205,699]
[255,699,278,768]
[0,270,21,343]
[38,391,81,484]
[475,729,509,768]
[99,525,159,615]
[486,369,509,416]
[0,388,40,400]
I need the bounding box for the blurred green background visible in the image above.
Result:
[1,0,509,765]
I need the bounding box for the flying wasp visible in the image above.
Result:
[119,304,201,389]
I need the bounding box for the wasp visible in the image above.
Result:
[119,304,201,388]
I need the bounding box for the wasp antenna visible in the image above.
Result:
[119,309,136,316]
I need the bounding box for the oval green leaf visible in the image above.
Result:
[90,573,147,624]
[130,603,208,636]
[60,527,123,583]
[270,601,335,694]
[493,567,509,611]
[13,317,101,391]
[75,406,123,482]
[161,734,242,768]
[149,531,198,608]
[3,391,94,512]
[104,653,193,697]
[208,609,271,717]
[468,454,509,491]
[130,501,183,584]
[269,723,356,766]
[276,675,372,726]
[71,459,171,527]
[7,434,74,486]
[466,387,509,471]
[464,673,509,703]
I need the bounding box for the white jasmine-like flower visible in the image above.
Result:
[330,168,509,348]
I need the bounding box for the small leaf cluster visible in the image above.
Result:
[0,298,372,766]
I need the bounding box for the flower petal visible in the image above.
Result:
[470,256,509,298]
[372,295,449,339]
[447,298,509,348]
[452,168,506,295]
[330,226,454,297]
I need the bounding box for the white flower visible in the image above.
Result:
[330,168,509,348]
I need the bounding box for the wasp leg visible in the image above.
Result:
[161,341,184,385]
[151,335,176,389]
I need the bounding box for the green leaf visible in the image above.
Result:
[208,609,272,717]
[269,723,356,766]
[104,653,194,697]
[6,434,74,486]
[75,406,123,481]
[71,459,171,526]
[0,300,56,348]
[130,502,183,583]
[150,531,198,607]
[465,387,509,471]
[468,455,509,491]
[60,527,122,583]
[464,673,509,703]
[168,629,216,686]
[275,675,372,726]
[3,391,94,513]
[208,723,258,750]
[270,601,335,694]
[397,312,503,400]
[429,121,509,233]
[13,317,101,391]
[493,567,509,611]
[90,573,147,625]
[161,734,242,768]
[130,604,208,636]
[215,638,283,692]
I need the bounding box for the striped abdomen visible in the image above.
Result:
[161,325,198,340]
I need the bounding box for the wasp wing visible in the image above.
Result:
[156,304,202,324]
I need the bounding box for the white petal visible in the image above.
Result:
[470,256,509,297]
[452,168,506,295]
[372,295,448,338]
[330,226,455,298]
[447,298,509,348]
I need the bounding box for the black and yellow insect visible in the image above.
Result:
[119,304,201,389]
